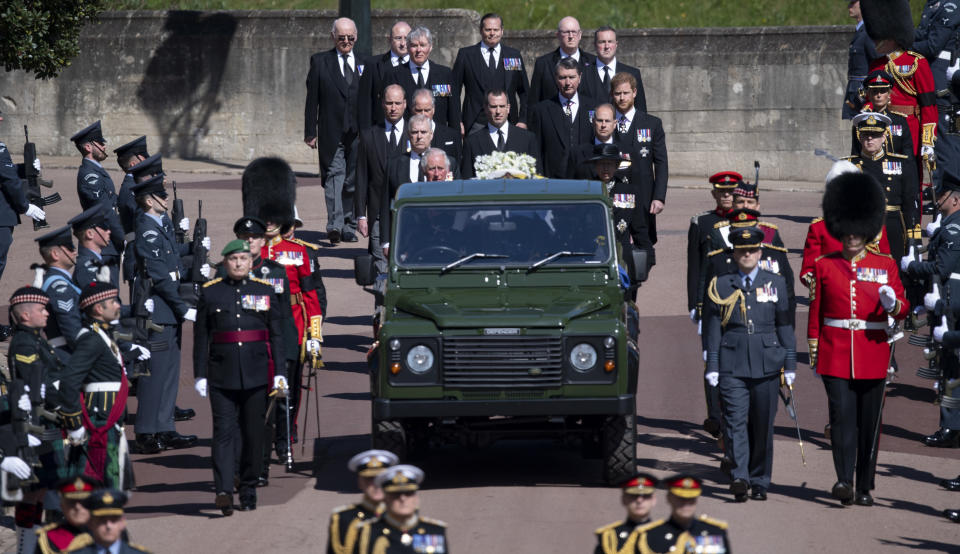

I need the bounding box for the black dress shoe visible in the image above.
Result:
[158,431,198,449]
[134,434,163,454]
[343,230,359,242]
[174,406,196,421]
[923,428,960,448]
[831,481,854,505]
[238,491,257,511]
[944,508,960,522]
[731,479,748,501]
[939,475,960,491]
[275,438,289,460]
[750,487,767,501]
[257,467,269,487]
[824,423,831,442]
[719,457,733,478]
[854,492,874,506]
[215,492,233,516]
[327,229,341,244]
[703,418,721,438]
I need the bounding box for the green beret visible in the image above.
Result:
[221,239,251,256]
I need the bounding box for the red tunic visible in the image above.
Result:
[799,218,891,288]
[807,250,908,380]
[869,50,937,156]
[263,236,323,353]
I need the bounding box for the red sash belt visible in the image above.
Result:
[211,329,275,381]
[80,372,128,483]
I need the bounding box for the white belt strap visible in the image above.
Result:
[949,272,960,281]
[824,318,887,330]
[48,336,67,348]
[84,382,121,393]
[940,50,952,61]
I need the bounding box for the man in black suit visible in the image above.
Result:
[582,26,647,113]
[529,16,596,104]
[528,57,596,178]
[453,13,530,136]
[387,27,460,129]
[566,102,619,179]
[304,17,361,244]
[612,72,668,260]
[461,90,541,179]
[356,84,408,272]
[411,89,462,165]
[358,21,410,129]
[380,114,435,257]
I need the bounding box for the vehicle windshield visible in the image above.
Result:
[394,201,612,267]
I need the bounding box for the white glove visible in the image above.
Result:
[25,204,45,221]
[934,315,949,342]
[702,350,707,362]
[784,371,796,387]
[39,383,45,400]
[900,245,917,272]
[878,285,897,312]
[306,339,321,354]
[27,434,41,447]
[689,308,698,323]
[129,343,151,361]
[949,57,960,80]
[178,217,190,232]
[201,236,211,251]
[17,393,30,412]
[32,158,41,172]
[183,308,197,322]
[0,457,31,480]
[697,318,702,336]
[200,263,212,279]
[67,427,86,444]
[922,144,935,159]
[925,284,941,311]
[273,375,288,391]
[927,213,942,237]
[144,298,154,314]
[195,378,208,398]
[705,371,719,387]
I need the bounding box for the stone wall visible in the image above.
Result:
[0,10,854,181]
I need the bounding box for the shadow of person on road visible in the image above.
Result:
[876,536,960,552]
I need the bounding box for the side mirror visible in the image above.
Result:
[354,254,377,286]
[630,249,648,284]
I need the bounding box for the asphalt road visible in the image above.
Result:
[0,163,957,553]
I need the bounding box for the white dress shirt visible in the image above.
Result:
[338,51,355,74]
[487,122,510,148]
[559,92,580,121]
[409,60,431,84]
[481,43,500,68]
[597,58,617,81]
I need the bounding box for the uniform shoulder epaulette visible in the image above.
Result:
[758,221,778,230]
[886,152,909,159]
[62,532,94,552]
[419,516,447,527]
[291,237,320,250]
[706,248,726,258]
[202,277,223,288]
[810,217,823,224]
[332,503,358,514]
[697,514,728,530]
[250,277,273,287]
[713,220,730,229]
[128,544,152,553]
[594,520,624,535]
[840,155,856,161]
[37,522,60,533]
[763,244,787,253]
[873,252,894,259]
[690,211,710,225]
[906,50,924,59]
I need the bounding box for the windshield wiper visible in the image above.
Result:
[440,252,508,274]
[527,251,594,272]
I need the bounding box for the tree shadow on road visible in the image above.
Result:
[132,453,210,470]
[876,536,959,552]
[324,392,371,401]
[886,382,936,403]
[877,496,947,518]
[324,332,373,355]
[125,502,221,519]
[876,461,944,485]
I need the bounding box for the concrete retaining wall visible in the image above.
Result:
[0,10,854,182]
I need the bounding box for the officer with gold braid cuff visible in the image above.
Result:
[593,473,658,554]
[352,465,448,554]
[634,475,730,554]
[327,449,399,554]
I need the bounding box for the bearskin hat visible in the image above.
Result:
[862,0,914,49]
[823,171,886,241]
[241,157,297,233]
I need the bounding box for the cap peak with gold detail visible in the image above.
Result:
[347,449,400,477]
[709,171,743,190]
[665,474,702,499]
[83,488,128,517]
[375,464,425,493]
[730,227,764,249]
[620,472,659,495]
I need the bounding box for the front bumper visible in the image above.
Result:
[372,394,635,419]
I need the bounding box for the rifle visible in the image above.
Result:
[171,180,186,245]
[779,370,806,466]
[189,200,208,285]
[19,126,61,230]
[4,379,43,496]
[119,272,163,379]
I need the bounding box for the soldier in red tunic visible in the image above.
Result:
[863,0,937,178]
[808,170,909,507]
[35,475,99,554]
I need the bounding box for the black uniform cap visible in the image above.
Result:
[234,216,268,236]
[937,167,960,195]
[864,70,894,89]
[83,488,128,517]
[862,0,914,49]
[35,225,75,249]
[130,173,167,198]
[70,121,105,146]
[730,226,765,249]
[823,171,886,240]
[68,205,109,232]
[78,281,119,310]
[113,135,149,158]
[130,153,164,183]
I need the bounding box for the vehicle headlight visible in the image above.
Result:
[405,344,435,374]
[570,343,597,372]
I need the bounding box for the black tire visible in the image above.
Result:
[601,412,637,484]
[372,419,407,459]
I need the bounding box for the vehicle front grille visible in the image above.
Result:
[442,336,563,389]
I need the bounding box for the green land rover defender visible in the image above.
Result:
[354,179,646,483]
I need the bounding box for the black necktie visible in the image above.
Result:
[744,276,752,290]
[416,159,424,181]
[602,66,610,90]
[416,66,424,87]
[389,125,398,148]
[564,100,574,123]
[487,49,496,70]
[497,129,505,151]
[342,54,353,85]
